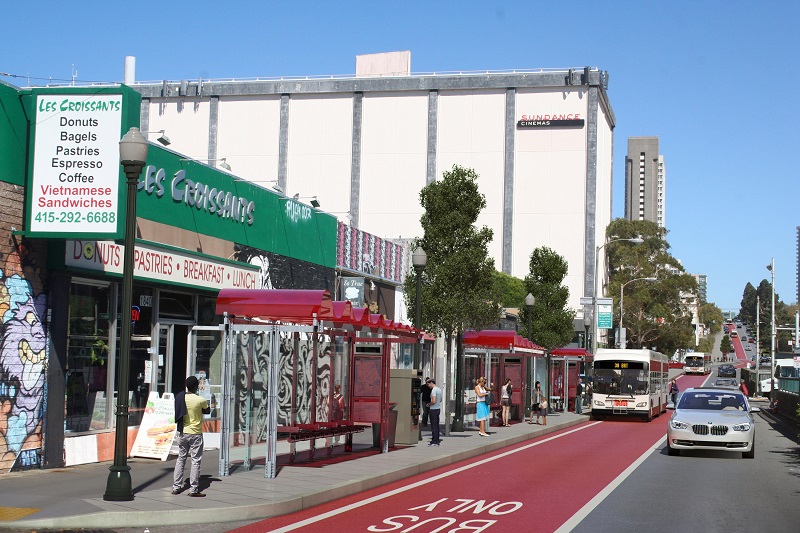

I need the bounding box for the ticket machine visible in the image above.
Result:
[390,369,422,445]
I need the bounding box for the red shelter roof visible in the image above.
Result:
[216,289,416,335]
[463,330,545,353]
[550,348,593,360]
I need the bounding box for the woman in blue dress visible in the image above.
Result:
[475,376,491,436]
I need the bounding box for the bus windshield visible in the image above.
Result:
[685,356,703,367]
[593,361,649,396]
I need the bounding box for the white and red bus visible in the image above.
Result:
[684,352,711,374]
[591,348,669,421]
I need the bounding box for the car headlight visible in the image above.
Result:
[670,420,689,430]
[732,423,751,432]
[594,400,603,406]
[636,402,647,407]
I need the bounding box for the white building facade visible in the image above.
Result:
[131,59,615,326]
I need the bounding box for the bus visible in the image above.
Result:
[684,352,712,375]
[591,348,669,421]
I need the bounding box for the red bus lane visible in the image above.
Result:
[235,373,710,533]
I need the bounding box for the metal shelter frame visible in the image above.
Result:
[462,330,546,422]
[215,289,419,478]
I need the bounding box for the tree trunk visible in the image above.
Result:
[451,329,465,432]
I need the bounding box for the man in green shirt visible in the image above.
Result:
[172,376,210,497]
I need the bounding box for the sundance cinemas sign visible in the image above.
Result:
[517,114,585,128]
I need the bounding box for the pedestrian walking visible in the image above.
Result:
[575,377,583,414]
[501,378,513,426]
[172,376,210,497]
[669,379,679,405]
[529,381,544,424]
[420,377,432,427]
[426,379,442,446]
[475,377,491,436]
[739,379,749,397]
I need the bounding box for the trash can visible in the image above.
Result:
[372,404,398,448]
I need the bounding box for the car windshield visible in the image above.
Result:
[677,392,747,411]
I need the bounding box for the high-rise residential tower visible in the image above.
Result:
[625,137,665,227]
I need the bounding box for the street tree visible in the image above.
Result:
[522,247,576,349]
[699,303,724,335]
[605,218,698,354]
[720,334,732,355]
[403,164,499,432]
[492,270,526,310]
[739,283,757,325]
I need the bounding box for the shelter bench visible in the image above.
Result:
[278,422,366,462]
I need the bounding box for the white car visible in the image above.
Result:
[760,377,778,394]
[667,387,759,458]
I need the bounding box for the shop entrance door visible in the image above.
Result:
[156,323,189,397]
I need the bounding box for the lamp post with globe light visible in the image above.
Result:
[412,247,427,370]
[104,127,148,501]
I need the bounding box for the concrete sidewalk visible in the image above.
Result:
[0,411,590,531]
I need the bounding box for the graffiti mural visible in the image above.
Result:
[233,331,332,445]
[0,234,48,473]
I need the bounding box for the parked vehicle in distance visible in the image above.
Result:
[667,387,759,458]
[718,365,737,378]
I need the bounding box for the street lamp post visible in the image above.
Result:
[583,313,591,349]
[767,259,776,407]
[619,277,657,349]
[104,128,149,501]
[592,236,644,356]
[755,295,760,396]
[526,293,540,414]
[411,247,427,371]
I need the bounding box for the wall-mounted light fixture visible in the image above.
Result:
[180,157,231,171]
[142,129,171,146]
[288,195,321,208]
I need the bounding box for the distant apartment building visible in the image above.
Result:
[693,274,708,304]
[625,137,665,227]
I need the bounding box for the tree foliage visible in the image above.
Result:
[605,219,698,354]
[492,270,526,309]
[403,165,500,338]
[699,303,724,335]
[522,247,576,350]
[720,334,732,355]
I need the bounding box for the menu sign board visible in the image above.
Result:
[131,391,177,461]
[30,94,123,237]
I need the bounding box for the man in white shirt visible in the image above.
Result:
[426,379,442,447]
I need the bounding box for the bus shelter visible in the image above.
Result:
[548,348,592,412]
[215,289,418,478]
[462,330,545,424]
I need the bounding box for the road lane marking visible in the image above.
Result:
[554,433,667,533]
[266,422,603,533]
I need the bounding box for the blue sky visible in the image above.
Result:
[3,1,799,311]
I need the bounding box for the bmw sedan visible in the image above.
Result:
[667,387,759,458]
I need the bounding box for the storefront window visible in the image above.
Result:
[66,282,111,432]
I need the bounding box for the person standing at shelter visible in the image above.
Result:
[529,381,544,424]
[420,377,432,427]
[501,378,513,426]
[426,379,442,446]
[475,377,491,436]
[574,377,583,414]
[172,376,210,497]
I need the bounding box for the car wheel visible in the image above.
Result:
[743,441,755,459]
[667,442,680,456]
